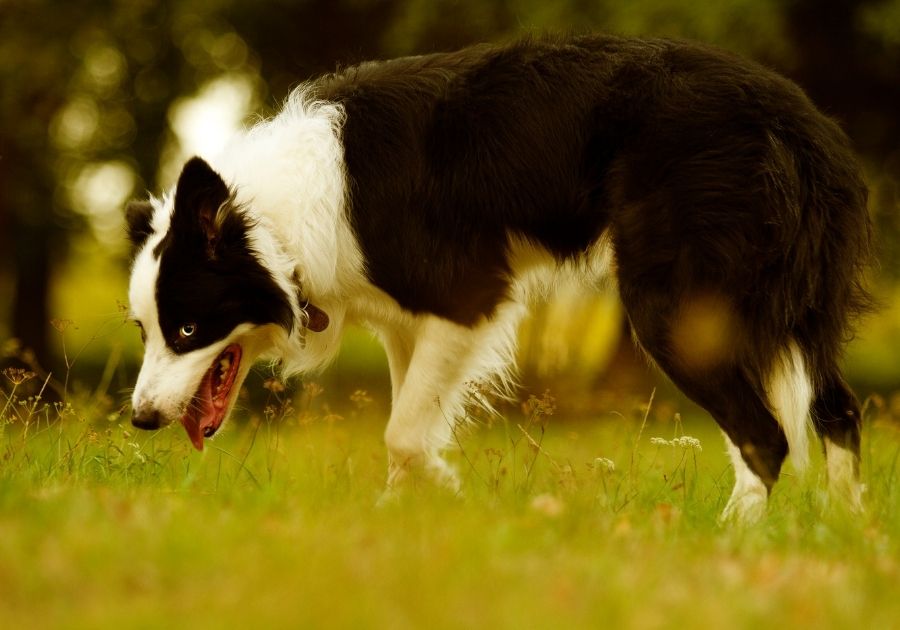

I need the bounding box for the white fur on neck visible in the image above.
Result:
[208,88,365,376]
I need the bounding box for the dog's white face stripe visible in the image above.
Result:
[128,203,224,423]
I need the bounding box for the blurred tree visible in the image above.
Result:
[1,1,86,368]
[224,0,402,102]
[1,0,897,393]
[785,0,900,275]
[786,0,900,159]
[0,0,259,372]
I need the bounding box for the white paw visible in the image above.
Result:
[824,439,864,513]
[719,488,767,526]
[375,486,401,508]
[381,450,462,499]
[424,456,462,495]
[826,480,866,515]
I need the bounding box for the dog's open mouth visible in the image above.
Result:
[181,344,242,451]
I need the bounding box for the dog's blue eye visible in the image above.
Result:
[179,324,196,337]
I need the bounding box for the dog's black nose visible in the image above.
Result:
[132,408,162,430]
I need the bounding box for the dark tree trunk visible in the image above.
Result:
[785,0,900,159]
[10,217,53,366]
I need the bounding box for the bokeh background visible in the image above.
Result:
[2,0,899,415]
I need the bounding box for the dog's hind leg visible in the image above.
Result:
[812,374,864,511]
[718,342,814,523]
[689,368,792,525]
[670,364,792,525]
[721,435,770,524]
[620,290,795,524]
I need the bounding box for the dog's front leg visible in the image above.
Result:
[379,328,414,406]
[380,316,476,498]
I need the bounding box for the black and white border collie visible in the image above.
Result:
[125,35,872,523]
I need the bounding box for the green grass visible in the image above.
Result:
[1,379,899,629]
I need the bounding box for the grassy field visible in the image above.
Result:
[1,376,899,629]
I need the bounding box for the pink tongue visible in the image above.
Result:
[182,414,206,451]
[180,372,217,451]
[180,344,241,451]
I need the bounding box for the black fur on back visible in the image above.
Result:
[316,35,872,372]
[316,34,872,483]
[318,37,657,323]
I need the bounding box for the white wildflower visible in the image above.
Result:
[673,436,703,452]
[650,436,702,452]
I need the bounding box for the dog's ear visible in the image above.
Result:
[125,200,155,251]
[172,157,236,257]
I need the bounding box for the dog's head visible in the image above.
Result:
[125,157,327,449]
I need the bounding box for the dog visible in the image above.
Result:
[125,35,872,522]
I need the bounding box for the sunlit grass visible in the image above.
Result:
[1,374,899,629]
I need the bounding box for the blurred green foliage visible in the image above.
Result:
[1,0,899,394]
